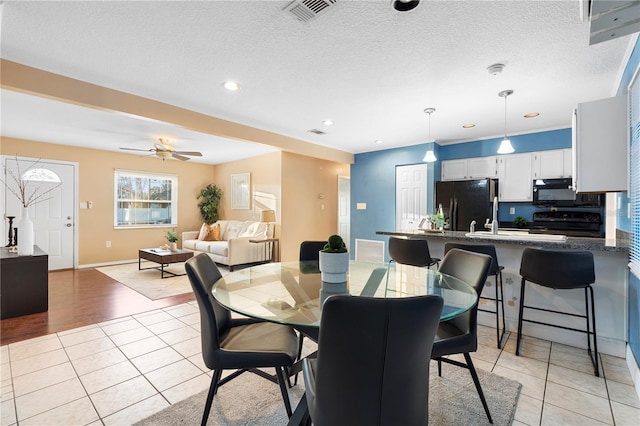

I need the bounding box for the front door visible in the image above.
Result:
[2,156,77,270]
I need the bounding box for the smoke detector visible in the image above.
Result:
[283,0,338,22]
[487,63,505,75]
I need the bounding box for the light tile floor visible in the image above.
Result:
[1,302,639,425]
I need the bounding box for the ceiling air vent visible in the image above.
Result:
[307,128,326,135]
[283,0,338,22]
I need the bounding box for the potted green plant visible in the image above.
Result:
[165,230,179,251]
[514,216,528,229]
[198,184,223,224]
[318,235,349,286]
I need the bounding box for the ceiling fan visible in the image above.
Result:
[120,138,203,161]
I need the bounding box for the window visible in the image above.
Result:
[630,69,639,278]
[114,170,178,228]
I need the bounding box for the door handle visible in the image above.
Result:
[66,223,72,227]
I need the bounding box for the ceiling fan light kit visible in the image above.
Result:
[120,138,203,161]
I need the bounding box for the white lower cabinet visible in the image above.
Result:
[498,153,533,201]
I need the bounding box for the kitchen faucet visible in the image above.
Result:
[484,196,499,234]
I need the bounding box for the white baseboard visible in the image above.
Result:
[627,345,640,403]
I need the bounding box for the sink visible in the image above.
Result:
[465,230,567,242]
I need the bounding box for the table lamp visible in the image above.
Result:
[260,209,276,237]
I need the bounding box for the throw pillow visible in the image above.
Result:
[204,223,221,241]
[239,222,261,238]
[197,223,209,241]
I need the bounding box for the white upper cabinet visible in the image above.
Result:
[468,156,498,179]
[498,153,533,201]
[532,149,572,179]
[441,159,467,181]
[573,95,628,193]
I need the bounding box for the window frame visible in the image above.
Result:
[113,169,178,229]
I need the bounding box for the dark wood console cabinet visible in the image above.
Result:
[1,246,48,319]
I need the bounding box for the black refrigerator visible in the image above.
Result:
[435,179,498,231]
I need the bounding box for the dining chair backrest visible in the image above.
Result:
[310,294,443,425]
[388,237,436,267]
[299,241,327,262]
[185,254,231,369]
[437,248,492,336]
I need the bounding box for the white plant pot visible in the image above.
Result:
[169,242,178,252]
[17,207,34,256]
[319,251,349,283]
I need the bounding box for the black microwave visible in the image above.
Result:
[532,178,603,207]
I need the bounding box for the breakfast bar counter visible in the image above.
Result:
[376,230,630,357]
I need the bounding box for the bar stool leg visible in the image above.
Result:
[587,285,600,377]
[516,278,526,356]
[497,270,506,348]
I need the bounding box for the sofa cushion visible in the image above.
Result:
[203,223,221,241]
[195,240,228,257]
[183,239,198,250]
[239,221,264,238]
[197,222,209,240]
[224,221,244,240]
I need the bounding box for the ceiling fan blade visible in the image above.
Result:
[173,151,203,157]
[172,153,191,161]
[120,147,153,152]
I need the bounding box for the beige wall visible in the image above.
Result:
[280,152,350,261]
[1,137,214,266]
[2,138,350,266]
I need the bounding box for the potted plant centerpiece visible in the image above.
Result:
[318,234,349,285]
[165,230,179,252]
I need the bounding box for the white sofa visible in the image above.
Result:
[182,220,272,271]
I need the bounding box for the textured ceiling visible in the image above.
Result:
[0,0,636,164]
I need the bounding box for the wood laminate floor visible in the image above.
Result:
[0,268,194,346]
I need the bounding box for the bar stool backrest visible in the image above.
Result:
[389,237,436,267]
[520,248,595,289]
[444,242,500,276]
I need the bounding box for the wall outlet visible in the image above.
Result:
[509,207,515,215]
[106,241,111,248]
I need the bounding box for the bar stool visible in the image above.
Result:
[516,248,599,376]
[388,237,440,269]
[444,242,506,349]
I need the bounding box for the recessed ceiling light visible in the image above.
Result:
[524,112,540,118]
[322,119,334,126]
[462,124,476,128]
[375,140,384,144]
[222,81,240,91]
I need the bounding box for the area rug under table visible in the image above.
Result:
[97,261,229,300]
[135,362,521,425]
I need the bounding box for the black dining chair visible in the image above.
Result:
[185,254,299,425]
[517,248,599,376]
[299,294,444,426]
[431,248,494,424]
[299,240,327,262]
[444,242,506,348]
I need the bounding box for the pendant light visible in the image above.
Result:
[423,107,437,162]
[497,90,515,154]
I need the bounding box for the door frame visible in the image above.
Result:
[1,155,79,269]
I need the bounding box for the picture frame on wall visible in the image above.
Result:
[231,173,251,209]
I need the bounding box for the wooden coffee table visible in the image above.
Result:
[138,248,194,279]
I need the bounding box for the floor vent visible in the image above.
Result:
[283,0,338,22]
[355,239,385,263]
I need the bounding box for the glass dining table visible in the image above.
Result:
[212,260,478,330]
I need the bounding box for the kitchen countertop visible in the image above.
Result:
[376,230,629,253]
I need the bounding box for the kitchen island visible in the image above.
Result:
[377,230,629,356]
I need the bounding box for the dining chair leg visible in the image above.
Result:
[202,369,222,426]
[515,278,527,356]
[437,359,442,376]
[464,353,493,424]
[275,366,293,418]
[294,333,304,385]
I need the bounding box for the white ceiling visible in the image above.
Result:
[0,0,636,165]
